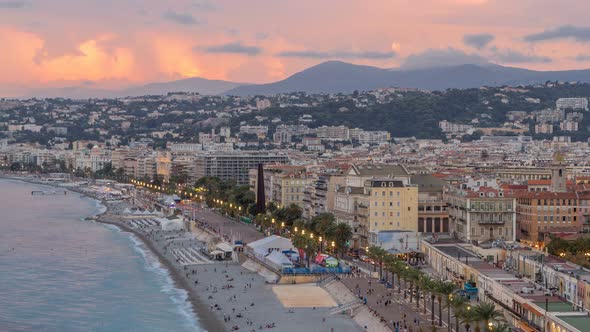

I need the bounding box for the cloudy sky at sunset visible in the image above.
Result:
[1,0,590,95]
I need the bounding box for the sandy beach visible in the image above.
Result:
[97,203,361,332]
[6,175,363,332]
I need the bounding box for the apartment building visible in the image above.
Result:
[195,151,289,185]
[447,186,517,243]
[316,126,350,141]
[249,165,311,209]
[516,191,580,245]
[556,97,588,111]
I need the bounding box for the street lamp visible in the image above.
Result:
[294,227,298,232]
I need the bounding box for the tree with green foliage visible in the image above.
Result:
[474,302,505,332]
[332,223,352,257]
[367,246,388,280]
[272,203,303,226]
[291,233,319,268]
[311,213,336,240]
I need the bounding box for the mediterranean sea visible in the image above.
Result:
[0,179,202,332]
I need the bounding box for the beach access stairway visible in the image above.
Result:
[317,274,337,287]
[172,247,212,266]
[321,279,364,315]
[127,219,161,229]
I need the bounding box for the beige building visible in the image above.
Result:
[447,187,516,243]
[331,164,417,248]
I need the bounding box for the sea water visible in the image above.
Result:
[0,179,202,332]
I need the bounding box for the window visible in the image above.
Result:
[382,202,385,207]
[390,212,393,217]
[382,212,385,217]
[390,191,393,196]
[374,202,378,207]
[397,202,400,207]
[390,202,393,207]
[374,212,378,217]
[397,192,400,197]
[375,192,378,196]
[397,212,400,217]
[382,191,385,196]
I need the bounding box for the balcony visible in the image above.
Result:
[475,220,505,225]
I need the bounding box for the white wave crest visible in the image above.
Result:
[127,234,202,331]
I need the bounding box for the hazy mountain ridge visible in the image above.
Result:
[225,61,590,96]
[23,77,247,99]
[17,61,590,99]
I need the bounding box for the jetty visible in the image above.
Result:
[31,190,68,196]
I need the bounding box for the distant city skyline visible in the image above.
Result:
[2,0,590,95]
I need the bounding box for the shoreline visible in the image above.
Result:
[0,175,225,332]
[1,174,363,331]
[96,218,225,332]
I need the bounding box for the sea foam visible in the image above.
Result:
[127,233,202,331]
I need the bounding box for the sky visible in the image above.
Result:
[1,0,590,95]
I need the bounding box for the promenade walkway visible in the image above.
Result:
[339,272,451,332]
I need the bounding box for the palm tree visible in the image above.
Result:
[291,233,319,268]
[332,222,352,258]
[384,255,402,291]
[459,304,476,332]
[489,323,510,332]
[405,267,421,304]
[367,246,388,280]
[435,281,457,328]
[447,294,468,332]
[474,302,505,332]
[311,213,335,237]
[419,275,437,321]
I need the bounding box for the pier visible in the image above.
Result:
[31,190,68,196]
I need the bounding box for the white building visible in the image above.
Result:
[438,120,474,134]
[556,97,588,111]
[239,125,268,137]
[316,126,350,141]
[560,120,579,132]
[535,123,554,134]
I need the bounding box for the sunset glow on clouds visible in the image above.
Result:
[1,0,590,95]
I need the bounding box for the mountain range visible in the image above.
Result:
[19,61,590,99]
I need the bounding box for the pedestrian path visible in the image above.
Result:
[172,248,212,266]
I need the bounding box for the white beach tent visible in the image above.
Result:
[266,251,294,270]
[247,235,294,256]
[157,218,184,231]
